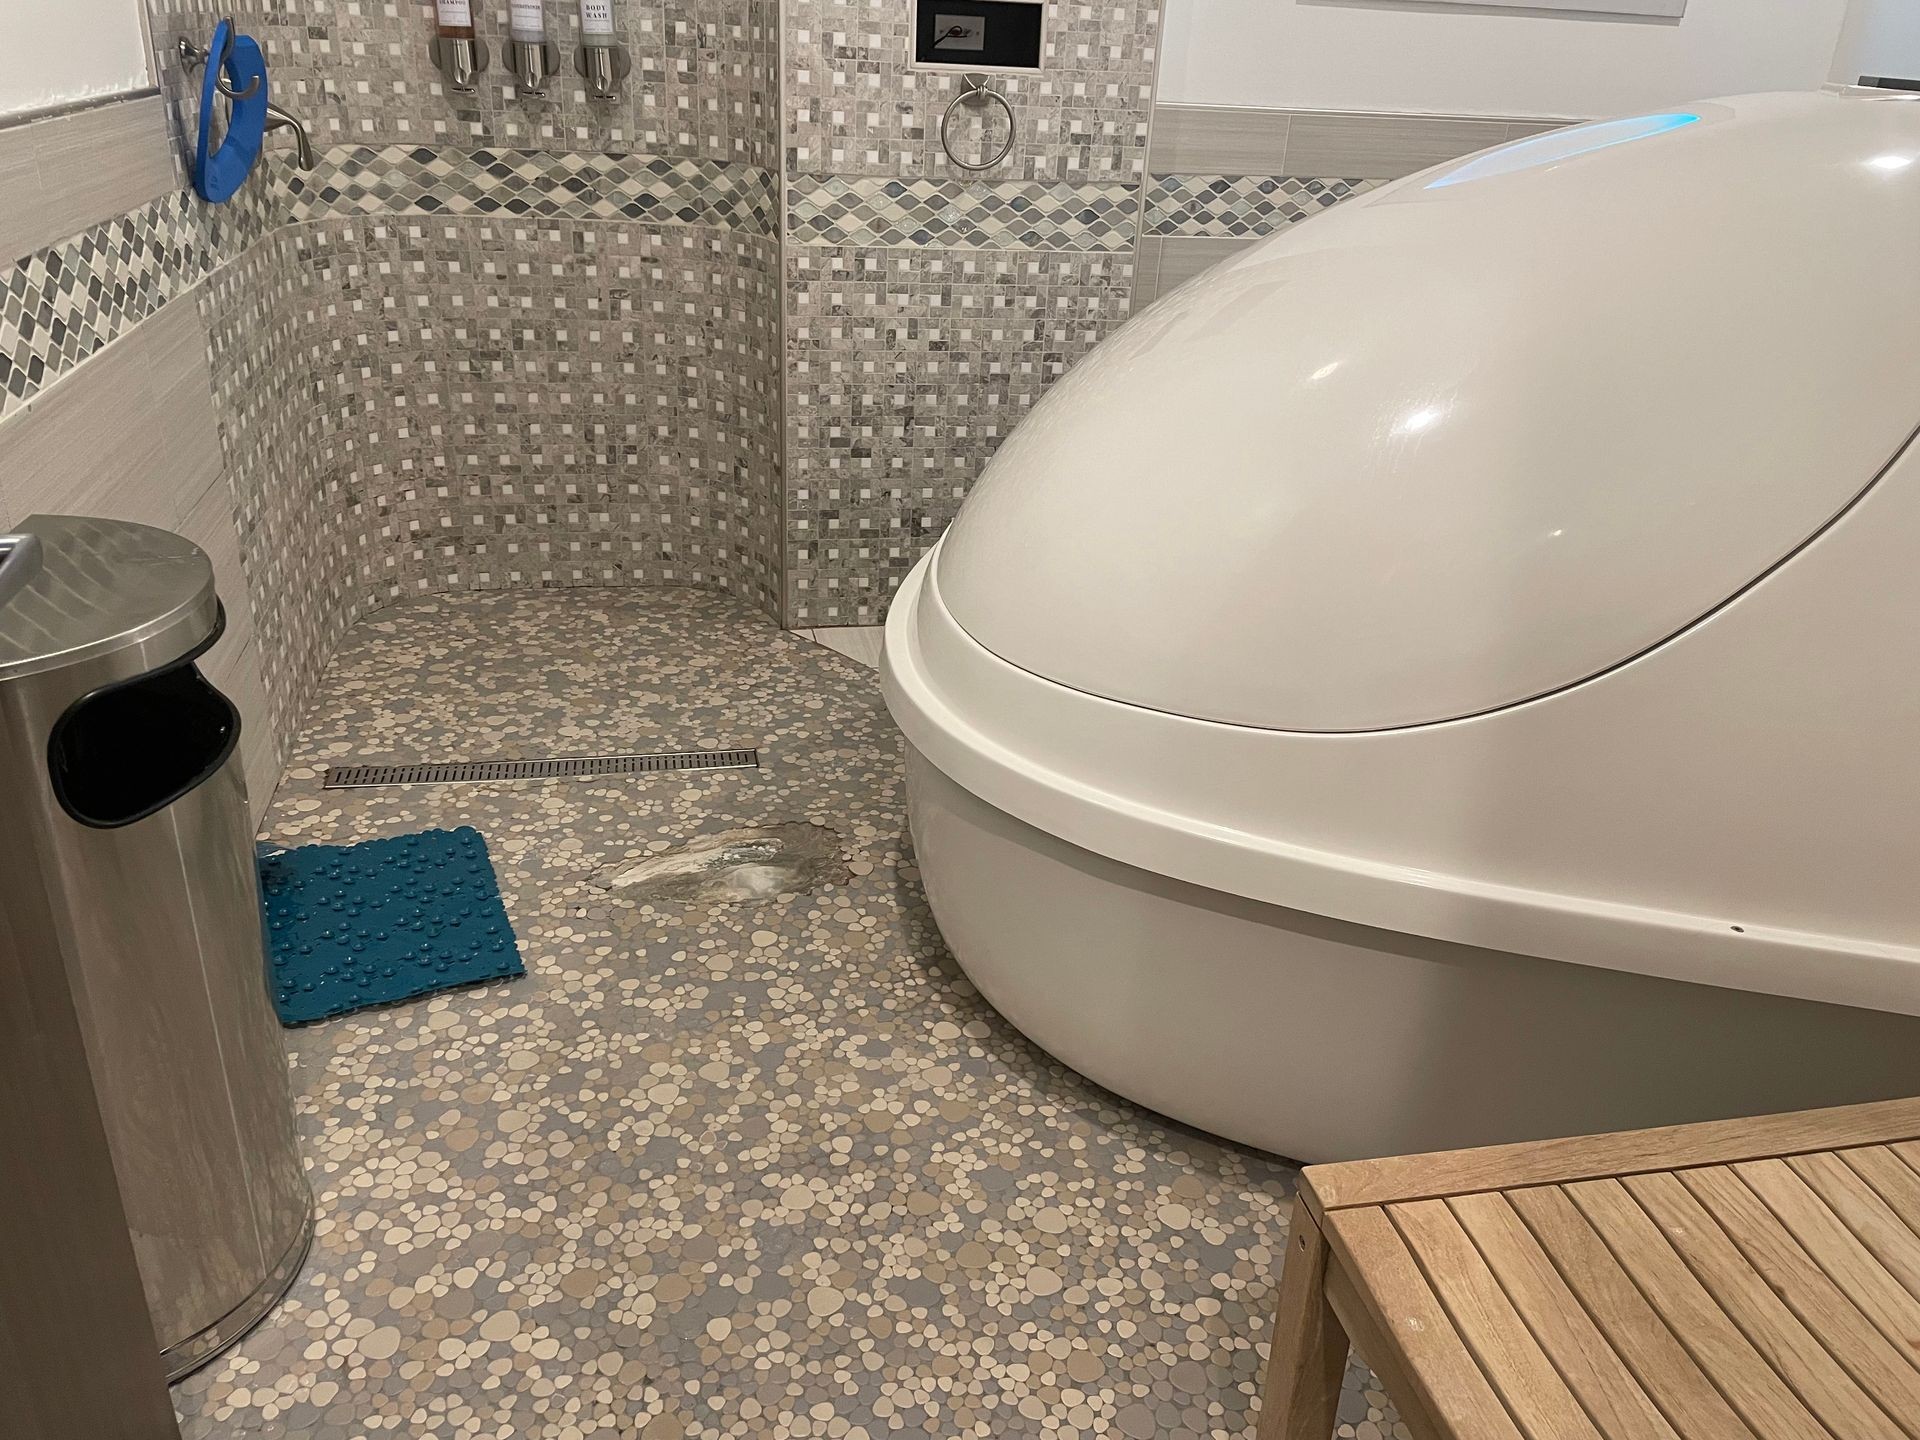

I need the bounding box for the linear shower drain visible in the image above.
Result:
[322,748,761,789]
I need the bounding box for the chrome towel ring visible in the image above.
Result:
[940,73,1016,172]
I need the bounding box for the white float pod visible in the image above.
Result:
[883,89,1920,1163]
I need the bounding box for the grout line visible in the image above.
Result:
[775,0,796,630]
[1130,3,1168,317]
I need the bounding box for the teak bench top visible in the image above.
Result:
[1258,1096,1920,1440]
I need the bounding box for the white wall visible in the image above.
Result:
[1830,0,1920,83]
[1158,0,1854,118]
[0,0,151,120]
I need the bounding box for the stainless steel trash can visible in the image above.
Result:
[0,515,313,1380]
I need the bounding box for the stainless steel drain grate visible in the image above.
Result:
[322,748,761,789]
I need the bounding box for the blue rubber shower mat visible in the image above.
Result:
[259,826,523,1025]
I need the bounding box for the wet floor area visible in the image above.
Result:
[169,588,1403,1440]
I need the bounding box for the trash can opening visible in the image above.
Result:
[50,640,241,829]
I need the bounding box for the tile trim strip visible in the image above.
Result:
[0,93,180,269]
[1149,103,1574,180]
[0,86,166,133]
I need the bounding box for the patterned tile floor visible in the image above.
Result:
[170,588,1405,1440]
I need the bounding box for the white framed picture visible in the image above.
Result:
[1415,0,1685,15]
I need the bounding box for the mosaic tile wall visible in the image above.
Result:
[194,212,354,743]
[101,0,790,748]
[8,0,1170,726]
[28,155,782,754]
[780,0,1165,626]
[323,211,781,602]
[785,246,1131,623]
[144,0,781,165]
[785,0,1160,183]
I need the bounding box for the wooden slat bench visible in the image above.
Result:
[1258,1096,1920,1440]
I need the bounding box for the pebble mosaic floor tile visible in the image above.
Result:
[169,588,1406,1439]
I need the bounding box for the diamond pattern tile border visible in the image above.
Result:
[1147,175,1379,238]
[789,175,1140,251]
[286,147,779,233]
[0,144,783,420]
[0,192,211,419]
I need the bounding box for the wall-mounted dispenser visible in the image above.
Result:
[429,0,489,94]
[912,0,1045,73]
[508,0,561,97]
[575,0,631,100]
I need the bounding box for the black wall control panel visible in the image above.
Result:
[914,1,1044,71]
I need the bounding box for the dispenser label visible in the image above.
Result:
[580,0,616,36]
[436,0,473,26]
[510,0,547,38]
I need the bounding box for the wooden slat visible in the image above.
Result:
[1622,1172,1905,1440]
[1736,1159,1920,1361]
[1447,1192,1680,1440]
[1324,1206,1528,1440]
[1507,1186,1753,1440]
[1678,1167,1920,1436]
[1256,1195,1351,1440]
[1565,1178,1834,1440]
[1889,1140,1920,1180]
[1390,1199,1606,1440]
[1281,1107,1920,1440]
[1841,1146,1920,1231]
[1305,1098,1920,1214]
[1324,1262,1451,1440]
[1788,1151,1920,1302]
[1624,1171,1904,1440]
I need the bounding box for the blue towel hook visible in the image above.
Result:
[184,17,270,204]
[203,22,261,102]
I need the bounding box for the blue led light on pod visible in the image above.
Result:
[1428,113,1701,189]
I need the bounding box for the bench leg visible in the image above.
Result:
[1257,1193,1351,1440]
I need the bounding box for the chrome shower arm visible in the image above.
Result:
[262,100,315,170]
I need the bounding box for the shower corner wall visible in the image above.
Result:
[129,0,793,769]
[775,1,1165,631]
[3,1,1164,799]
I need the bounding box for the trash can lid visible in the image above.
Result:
[0,515,216,683]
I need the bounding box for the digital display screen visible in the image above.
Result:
[914,2,1042,70]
